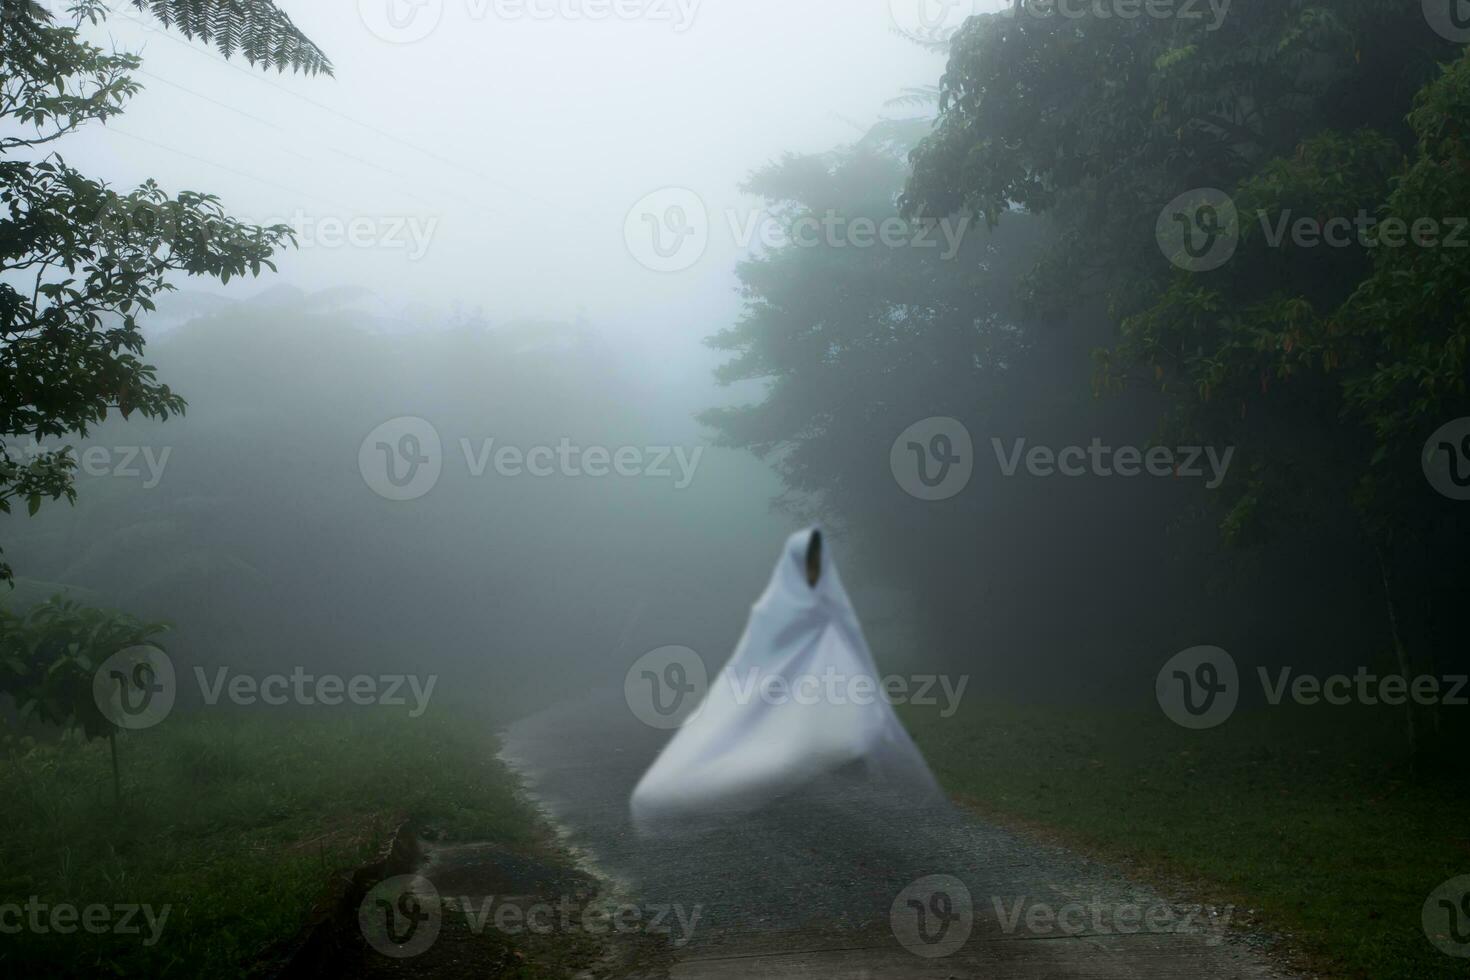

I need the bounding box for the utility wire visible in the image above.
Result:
[134,66,489,218]
[106,124,355,211]
[105,3,583,223]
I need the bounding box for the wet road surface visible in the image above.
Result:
[500,691,1293,979]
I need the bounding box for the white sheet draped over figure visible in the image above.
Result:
[631,529,942,828]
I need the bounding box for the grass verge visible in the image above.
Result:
[0,710,549,978]
[905,701,1470,979]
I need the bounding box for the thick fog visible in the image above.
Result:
[1,1,1013,716]
[9,5,1470,976]
[7,0,1457,722]
[71,1,953,321]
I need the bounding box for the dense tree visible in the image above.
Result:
[702,117,1042,527]
[127,0,332,75]
[894,1,1469,729]
[0,0,327,583]
[904,2,1464,536]
[708,5,1470,708]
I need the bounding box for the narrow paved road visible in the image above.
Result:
[500,692,1293,979]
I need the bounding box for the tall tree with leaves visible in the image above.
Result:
[127,0,332,74]
[701,111,1058,653]
[0,0,329,583]
[904,1,1470,742]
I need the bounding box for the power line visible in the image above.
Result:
[113,7,562,226]
[135,68,314,161]
[135,65,487,218]
[104,2,584,223]
[105,124,355,211]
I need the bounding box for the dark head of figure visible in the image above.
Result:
[805,530,823,588]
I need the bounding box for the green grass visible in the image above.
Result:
[905,701,1470,979]
[0,710,545,978]
[11,696,1464,977]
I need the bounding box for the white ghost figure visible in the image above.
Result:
[630,528,942,828]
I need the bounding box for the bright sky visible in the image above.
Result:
[57,0,997,338]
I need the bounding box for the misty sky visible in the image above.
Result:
[61,0,1013,348]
